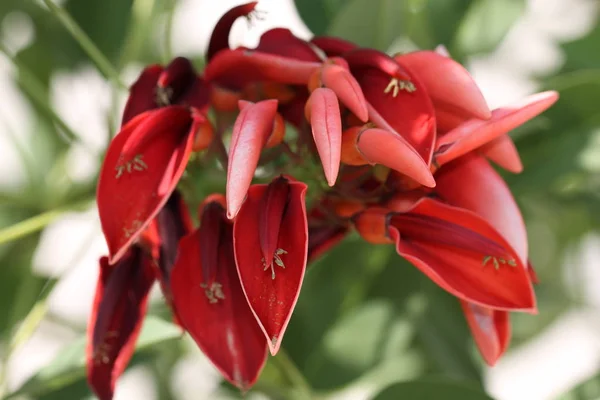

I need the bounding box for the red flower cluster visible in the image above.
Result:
[89,3,558,398]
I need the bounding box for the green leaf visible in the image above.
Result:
[293,0,345,35]
[327,0,406,50]
[6,316,181,398]
[373,378,494,400]
[454,0,525,55]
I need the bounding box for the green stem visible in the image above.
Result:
[39,0,127,90]
[0,44,88,148]
[0,200,93,245]
[272,348,313,400]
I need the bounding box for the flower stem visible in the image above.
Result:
[272,348,313,400]
[40,0,127,90]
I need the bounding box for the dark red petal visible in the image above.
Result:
[389,198,536,311]
[460,301,511,366]
[479,134,523,173]
[86,249,155,400]
[226,99,278,219]
[233,178,308,355]
[204,48,321,90]
[435,91,559,166]
[98,106,198,264]
[345,49,411,80]
[157,57,197,105]
[258,28,322,62]
[308,88,342,186]
[207,2,258,60]
[351,63,436,165]
[396,51,491,122]
[177,76,211,113]
[310,36,357,57]
[121,65,162,126]
[170,203,268,390]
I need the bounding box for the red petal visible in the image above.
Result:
[435,91,559,166]
[157,57,197,104]
[321,63,368,122]
[396,51,491,122]
[204,48,321,90]
[207,2,258,60]
[86,249,155,400]
[435,155,528,265]
[233,178,308,355]
[479,134,523,173]
[170,203,268,390]
[356,127,435,188]
[310,36,357,57]
[309,88,342,186]
[121,65,162,126]
[98,106,198,264]
[460,301,511,366]
[257,28,321,62]
[226,99,278,219]
[388,198,536,311]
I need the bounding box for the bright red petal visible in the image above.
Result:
[479,134,523,173]
[97,106,198,264]
[435,91,559,166]
[233,178,308,355]
[389,198,536,311]
[170,203,268,390]
[396,51,491,122]
[309,88,342,186]
[460,301,511,366]
[86,249,155,400]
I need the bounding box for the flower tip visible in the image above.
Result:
[268,336,281,355]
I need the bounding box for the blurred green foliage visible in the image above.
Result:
[0,0,599,399]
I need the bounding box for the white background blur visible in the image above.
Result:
[1,0,599,399]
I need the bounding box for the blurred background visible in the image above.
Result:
[0,0,599,399]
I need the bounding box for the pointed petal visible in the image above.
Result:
[308,88,342,186]
[396,51,491,121]
[207,2,258,60]
[97,106,198,264]
[321,63,368,121]
[435,155,528,265]
[233,179,308,355]
[434,44,451,57]
[258,28,321,62]
[170,204,268,390]
[121,65,162,125]
[204,48,321,90]
[435,91,559,166]
[460,301,511,366]
[86,249,155,400]
[479,134,523,173]
[389,198,536,311]
[356,127,435,188]
[226,99,278,219]
[310,36,357,57]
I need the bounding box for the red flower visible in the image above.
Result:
[233,176,308,354]
[86,247,155,400]
[460,301,510,366]
[170,196,268,390]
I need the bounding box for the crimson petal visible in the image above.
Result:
[479,134,523,173]
[460,301,511,366]
[170,199,268,390]
[86,248,155,400]
[233,176,308,355]
[388,198,536,311]
[207,2,258,60]
[98,106,200,264]
[121,65,162,125]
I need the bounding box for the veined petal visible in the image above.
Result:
[356,127,435,188]
[121,65,162,125]
[207,2,258,60]
[479,134,523,173]
[460,301,511,366]
[320,63,368,121]
[396,51,491,121]
[204,48,321,90]
[233,177,308,355]
[86,249,155,400]
[98,106,199,264]
[435,91,559,166]
[308,88,342,186]
[389,198,535,311]
[226,99,278,219]
[435,155,528,265]
[171,202,268,390]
